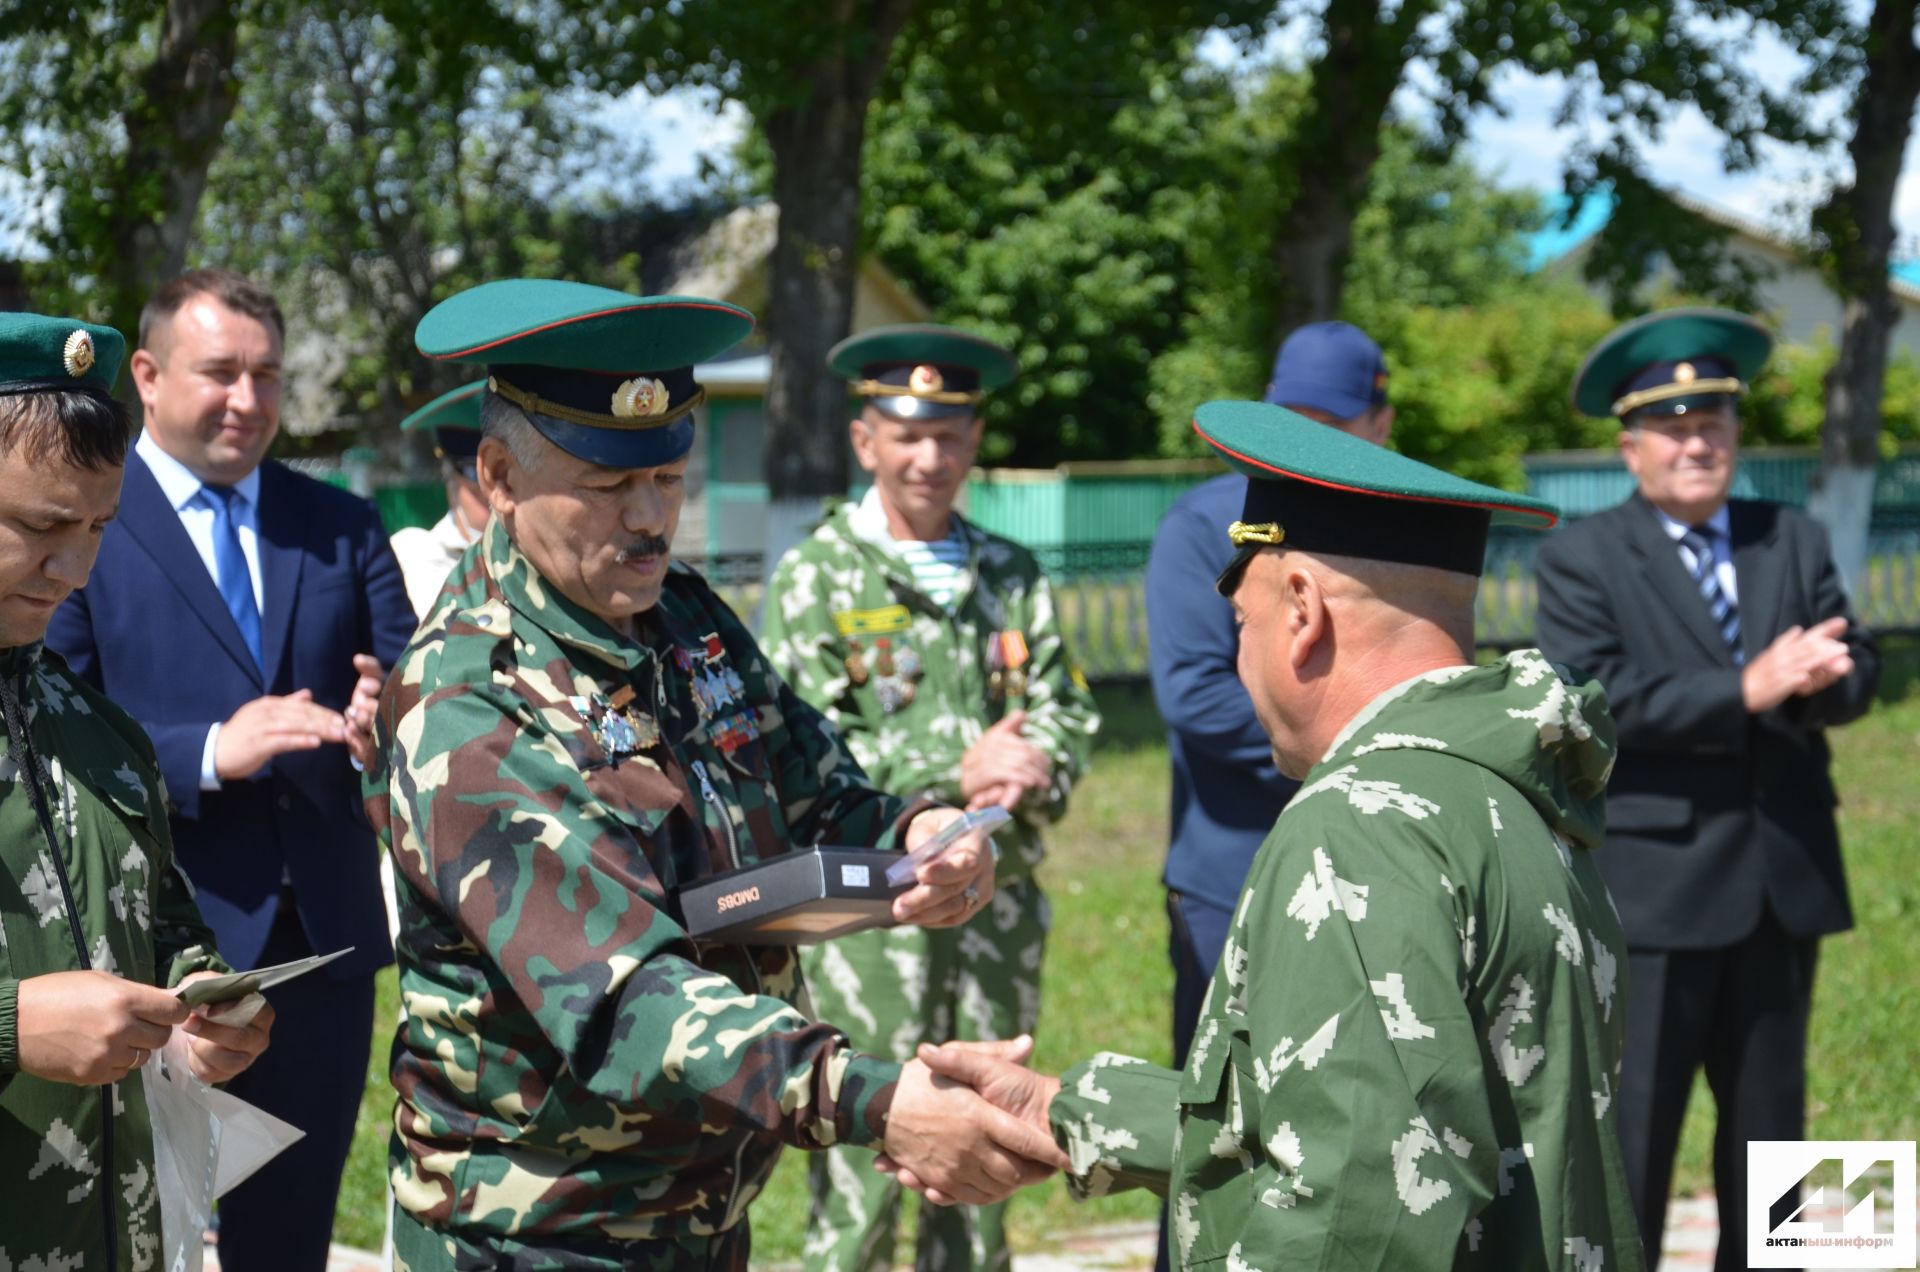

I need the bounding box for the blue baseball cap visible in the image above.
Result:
[1262,321,1389,419]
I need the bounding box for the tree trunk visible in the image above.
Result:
[1807,0,1920,597]
[1268,0,1431,342]
[103,0,244,345]
[760,0,917,571]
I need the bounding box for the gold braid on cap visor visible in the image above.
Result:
[849,378,983,405]
[1228,521,1286,547]
[1612,377,1744,418]
[489,376,706,430]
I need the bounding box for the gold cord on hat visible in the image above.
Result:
[848,378,982,405]
[1228,521,1287,547]
[1612,376,1743,418]
[489,375,706,431]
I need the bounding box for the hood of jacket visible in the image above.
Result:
[1311,648,1617,852]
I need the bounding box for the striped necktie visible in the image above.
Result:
[1679,526,1743,664]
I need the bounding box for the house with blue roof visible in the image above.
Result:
[1529,188,1920,362]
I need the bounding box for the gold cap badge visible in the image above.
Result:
[62,330,95,378]
[908,364,944,394]
[612,376,670,419]
[1674,361,1697,384]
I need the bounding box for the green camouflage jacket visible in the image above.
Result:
[1050,650,1642,1272]
[761,496,1099,878]
[0,642,224,1272]
[364,518,919,1247]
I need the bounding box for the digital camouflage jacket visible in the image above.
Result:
[1050,651,1643,1272]
[364,518,920,1249]
[761,496,1099,879]
[0,642,224,1272]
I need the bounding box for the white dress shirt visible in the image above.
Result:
[135,430,264,790]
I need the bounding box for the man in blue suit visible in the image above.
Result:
[48,268,416,1270]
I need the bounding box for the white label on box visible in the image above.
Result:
[841,864,871,888]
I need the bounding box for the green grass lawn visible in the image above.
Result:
[329,677,1920,1254]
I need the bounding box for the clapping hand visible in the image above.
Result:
[1741,617,1855,713]
[878,1035,1068,1206]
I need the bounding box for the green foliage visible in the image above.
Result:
[864,48,1236,466]
[197,9,656,444]
[1746,337,1920,451]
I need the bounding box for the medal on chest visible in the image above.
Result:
[869,636,925,714]
[572,684,660,762]
[678,632,761,755]
[988,630,1030,701]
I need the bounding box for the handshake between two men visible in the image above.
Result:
[872,1036,1066,1207]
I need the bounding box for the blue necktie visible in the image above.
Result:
[201,484,264,672]
[1680,526,1743,664]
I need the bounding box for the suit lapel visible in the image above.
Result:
[255,462,305,689]
[1623,494,1735,665]
[1728,500,1786,659]
[119,455,264,685]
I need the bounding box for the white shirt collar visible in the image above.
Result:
[1652,502,1730,542]
[136,429,262,510]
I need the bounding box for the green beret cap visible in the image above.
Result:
[1572,307,1772,419]
[1193,400,1558,594]
[829,323,1016,421]
[0,312,125,395]
[415,280,753,469]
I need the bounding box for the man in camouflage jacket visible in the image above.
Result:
[1,313,271,1272]
[896,403,1642,1271]
[764,323,1098,1272]
[368,283,1066,1271]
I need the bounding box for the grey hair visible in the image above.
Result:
[479,391,549,473]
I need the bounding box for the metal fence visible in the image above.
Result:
[691,531,1920,683]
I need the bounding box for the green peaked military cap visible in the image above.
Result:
[415,279,754,468]
[401,379,485,465]
[1572,306,1772,419]
[0,312,125,395]
[829,323,1017,421]
[1194,399,1559,595]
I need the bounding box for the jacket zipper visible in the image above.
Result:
[688,760,741,871]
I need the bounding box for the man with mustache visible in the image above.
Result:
[762,325,1100,1271]
[1532,307,1879,1271]
[363,281,1067,1270]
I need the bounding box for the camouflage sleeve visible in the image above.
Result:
[384,684,900,1149]
[1009,565,1100,826]
[1049,1052,1183,1200]
[1200,791,1502,1266]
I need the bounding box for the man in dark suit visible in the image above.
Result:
[1533,306,1880,1272]
[48,268,416,1271]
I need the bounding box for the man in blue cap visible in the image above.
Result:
[1534,307,1879,1271]
[1148,322,1395,1069]
[366,280,1067,1270]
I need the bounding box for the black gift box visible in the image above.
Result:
[679,847,908,945]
